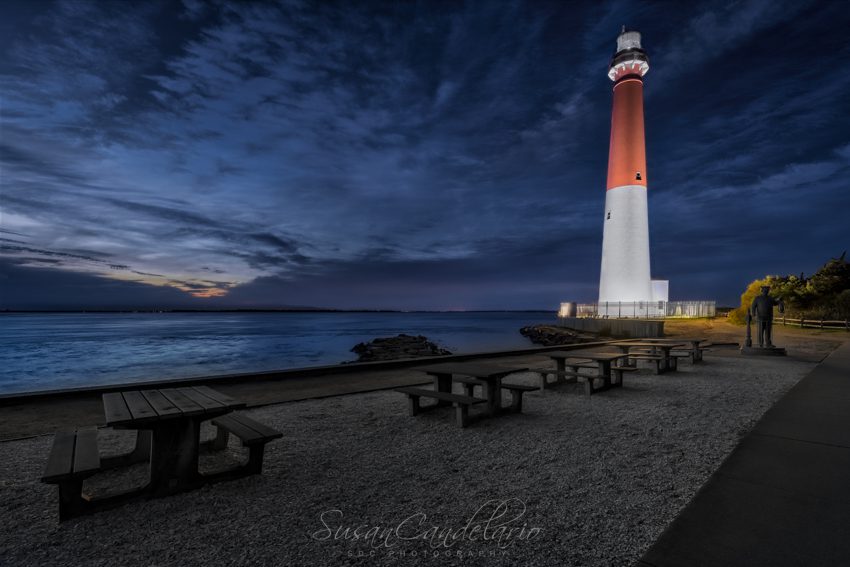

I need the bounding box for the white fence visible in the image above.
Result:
[573,301,716,319]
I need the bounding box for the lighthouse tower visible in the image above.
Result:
[598,27,654,315]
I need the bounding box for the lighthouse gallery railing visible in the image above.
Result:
[569,301,716,319]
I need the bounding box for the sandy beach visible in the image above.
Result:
[0,347,818,566]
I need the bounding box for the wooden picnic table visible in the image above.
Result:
[415,362,528,417]
[546,350,632,394]
[102,385,245,497]
[609,341,686,373]
[42,385,283,520]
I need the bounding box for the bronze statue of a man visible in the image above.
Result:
[750,286,784,348]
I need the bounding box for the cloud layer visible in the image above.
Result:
[1,0,848,309]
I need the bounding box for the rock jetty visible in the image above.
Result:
[520,324,597,346]
[350,334,452,362]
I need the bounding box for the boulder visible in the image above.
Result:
[519,325,597,347]
[350,334,452,362]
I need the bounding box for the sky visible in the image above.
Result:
[1,0,849,310]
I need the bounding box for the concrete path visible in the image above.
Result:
[640,341,850,567]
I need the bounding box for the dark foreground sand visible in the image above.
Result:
[0,351,816,567]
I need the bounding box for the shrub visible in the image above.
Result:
[731,254,850,324]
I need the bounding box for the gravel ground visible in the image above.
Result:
[0,353,814,567]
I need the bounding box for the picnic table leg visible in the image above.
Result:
[582,362,600,396]
[611,367,625,387]
[620,347,637,367]
[538,369,549,390]
[148,419,202,497]
[600,361,612,389]
[432,373,453,406]
[660,349,676,372]
[611,360,625,387]
[212,424,230,450]
[485,378,502,416]
[57,478,86,521]
[407,394,421,416]
[455,403,470,428]
[556,358,566,384]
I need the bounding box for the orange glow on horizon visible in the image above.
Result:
[102,271,234,299]
[187,287,229,298]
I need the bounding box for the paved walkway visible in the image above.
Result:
[640,341,850,567]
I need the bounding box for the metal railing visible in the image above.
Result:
[573,301,716,319]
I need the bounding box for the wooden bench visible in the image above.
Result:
[500,383,538,413]
[610,365,638,386]
[41,428,101,521]
[210,413,282,476]
[449,376,536,413]
[395,387,485,427]
[529,365,637,396]
[629,354,665,374]
[672,348,712,363]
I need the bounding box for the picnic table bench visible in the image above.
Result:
[538,351,633,395]
[41,428,102,520]
[450,375,537,413]
[610,342,686,374]
[395,386,486,427]
[41,385,281,520]
[624,338,711,364]
[395,362,533,427]
[670,339,711,363]
[209,413,283,477]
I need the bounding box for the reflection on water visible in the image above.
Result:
[0,311,554,394]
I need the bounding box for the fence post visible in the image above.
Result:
[820,319,824,329]
[801,318,805,329]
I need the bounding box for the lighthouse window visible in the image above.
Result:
[606,211,611,220]
[635,171,642,180]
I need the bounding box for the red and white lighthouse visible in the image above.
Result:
[598,27,656,313]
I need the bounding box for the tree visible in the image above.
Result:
[729,278,771,324]
[730,254,850,323]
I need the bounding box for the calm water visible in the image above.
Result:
[0,312,555,395]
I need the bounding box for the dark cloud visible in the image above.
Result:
[0,244,112,264]
[100,197,228,229]
[1,0,848,309]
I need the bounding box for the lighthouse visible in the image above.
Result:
[598,27,661,316]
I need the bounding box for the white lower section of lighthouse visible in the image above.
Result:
[598,184,652,305]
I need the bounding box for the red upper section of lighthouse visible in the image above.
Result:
[606,76,647,190]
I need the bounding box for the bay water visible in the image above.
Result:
[0,311,555,395]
